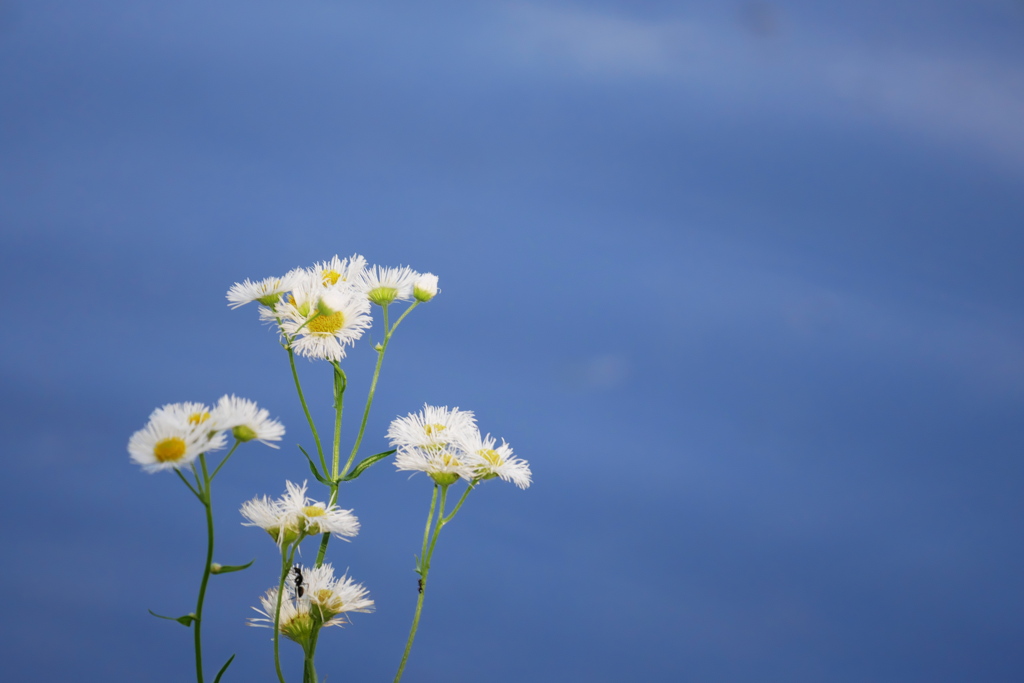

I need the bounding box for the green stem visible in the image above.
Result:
[273,545,297,683]
[395,484,446,683]
[442,482,474,524]
[175,468,202,502]
[287,344,327,474]
[331,361,345,480]
[420,486,439,563]
[209,440,241,481]
[194,454,216,683]
[313,485,337,568]
[302,637,319,683]
[342,301,419,478]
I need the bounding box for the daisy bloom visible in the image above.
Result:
[413,272,439,302]
[226,270,302,309]
[276,281,373,361]
[249,565,372,642]
[394,446,475,486]
[250,586,316,645]
[300,563,375,624]
[240,481,359,547]
[356,264,418,306]
[310,254,367,287]
[128,404,226,473]
[211,395,285,447]
[459,432,532,489]
[387,404,478,452]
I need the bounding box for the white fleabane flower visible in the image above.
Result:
[311,254,367,287]
[387,404,478,451]
[226,270,303,309]
[240,481,359,547]
[394,446,476,486]
[239,494,297,546]
[211,395,285,447]
[301,563,375,624]
[459,432,532,489]
[356,265,418,306]
[128,407,226,473]
[276,280,373,361]
[250,586,315,644]
[150,401,216,429]
[249,565,373,642]
[413,272,439,302]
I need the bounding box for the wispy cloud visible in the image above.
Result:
[498,3,1024,168]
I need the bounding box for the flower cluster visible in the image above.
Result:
[240,480,360,547]
[388,404,532,489]
[227,254,439,361]
[128,396,284,472]
[250,563,374,643]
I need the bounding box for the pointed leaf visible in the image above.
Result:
[298,445,331,485]
[148,609,196,627]
[213,654,236,683]
[341,449,396,482]
[211,559,255,575]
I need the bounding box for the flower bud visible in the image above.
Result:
[413,273,439,302]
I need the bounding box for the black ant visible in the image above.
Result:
[417,578,424,594]
[293,565,305,598]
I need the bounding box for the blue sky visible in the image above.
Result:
[2,1,1023,681]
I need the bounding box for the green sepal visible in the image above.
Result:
[148,609,197,627]
[298,445,331,485]
[413,555,425,576]
[341,449,396,482]
[211,559,255,575]
[213,654,236,683]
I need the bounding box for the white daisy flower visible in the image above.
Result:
[276,282,373,361]
[240,481,359,547]
[387,404,478,452]
[413,272,439,302]
[301,563,375,623]
[394,446,476,486]
[150,401,216,429]
[128,407,226,473]
[239,494,299,547]
[211,395,285,447]
[355,265,418,306]
[250,586,316,645]
[459,432,532,489]
[310,254,367,287]
[226,270,303,309]
[249,565,372,641]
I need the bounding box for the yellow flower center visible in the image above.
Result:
[438,452,461,468]
[188,411,211,425]
[303,506,326,518]
[424,424,446,436]
[153,437,187,463]
[479,449,502,466]
[322,270,342,285]
[306,311,346,334]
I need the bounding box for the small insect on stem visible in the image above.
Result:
[417,578,423,594]
[293,565,305,598]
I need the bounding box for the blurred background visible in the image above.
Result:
[2,1,1023,681]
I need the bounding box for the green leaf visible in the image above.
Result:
[298,445,331,485]
[213,654,236,683]
[211,559,255,575]
[148,609,196,627]
[341,449,396,482]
